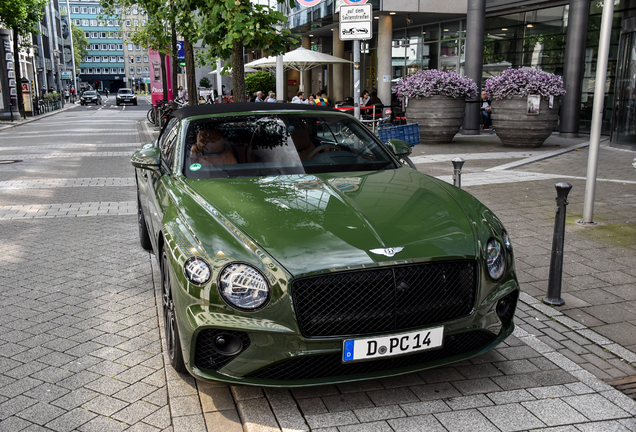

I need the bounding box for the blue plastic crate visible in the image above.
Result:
[377,123,421,146]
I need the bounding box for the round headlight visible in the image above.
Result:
[219,263,270,311]
[502,230,512,252]
[183,257,211,285]
[486,239,505,280]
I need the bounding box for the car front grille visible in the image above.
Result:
[248,330,494,381]
[292,260,477,338]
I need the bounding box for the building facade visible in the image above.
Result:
[121,7,150,92]
[69,0,125,92]
[286,0,636,139]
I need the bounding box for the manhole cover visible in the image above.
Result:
[0,160,22,164]
[606,375,636,400]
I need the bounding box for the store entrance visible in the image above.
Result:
[610,17,636,148]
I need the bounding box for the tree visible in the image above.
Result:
[199,76,210,88]
[245,71,275,98]
[71,23,88,73]
[187,0,297,102]
[0,0,47,119]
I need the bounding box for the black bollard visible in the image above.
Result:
[452,158,465,188]
[543,182,573,306]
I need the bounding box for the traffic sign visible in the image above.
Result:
[343,0,368,4]
[339,4,372,41]
[297,0,321,6]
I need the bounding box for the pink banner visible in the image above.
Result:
[149,49,173,105]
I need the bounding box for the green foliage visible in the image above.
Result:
[72,23,88,72]
[0,0,46,39]
[199,77,211,88]
[245,71,275,97]
[44,91,60,101]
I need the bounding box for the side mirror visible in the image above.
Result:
[131,145,161,171]
[385,139,412,158]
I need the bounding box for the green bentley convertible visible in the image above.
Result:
[132,103,519,386]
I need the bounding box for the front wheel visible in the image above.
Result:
[161,247,187,373]
[137,192,152,250]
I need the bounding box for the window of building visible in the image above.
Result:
[110,56,116,62]
[135,55,141,63]
[127,43,133,51]
[99,32,106,38]
[132,7,138,14]
[117,44,123,50]
[82,19,89,26]
[88,68,94,73]
[136,66,142,74]
[89,7,96,14]
[143,66,149,73]
[135,45,140,51]
[107,20,114,26]
[72,7,79,13]
[143,55,148,63]
[118,56,124,62]
[129,66,134,74]
[133,19,139,26]
[119,68,125,74]
[101,44,108,50]
[97,7,102,13]
[85,31,90,38]
[95,68,101,74]
[80,68,85,74]
[80,7,87,13]
[85,56,92,62]
[73,19,81,25]
[90,19,97,26]
[125,19,131,26]
[141,20,146,27]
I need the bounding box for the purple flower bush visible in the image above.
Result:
[394,69,478,101]
[485,67,565,100]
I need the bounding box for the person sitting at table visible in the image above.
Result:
[360,90,370,106]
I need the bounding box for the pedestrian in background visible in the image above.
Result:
[266,93,277,103]
[255,91,264,102]
[481,90,492,130]
[307,94,315,104]
[291,91,304,103]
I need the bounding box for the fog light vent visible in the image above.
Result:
[195,329,250,371]
[496,290,518,327]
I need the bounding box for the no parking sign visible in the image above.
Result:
[343,0,368,4]
[297,0,321,6]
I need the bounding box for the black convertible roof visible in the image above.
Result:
[171,102,338,121]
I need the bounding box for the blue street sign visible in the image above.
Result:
[177,41,185,61]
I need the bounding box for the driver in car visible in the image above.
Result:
[190,128,237,166]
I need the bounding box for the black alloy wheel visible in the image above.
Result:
[161,247,187,373]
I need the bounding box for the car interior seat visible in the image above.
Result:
[291,126,315,160]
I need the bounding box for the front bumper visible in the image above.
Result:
[179,287,519,387]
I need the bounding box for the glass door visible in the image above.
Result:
[610,18,636,147]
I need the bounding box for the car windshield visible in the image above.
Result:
[84,91,96,96]
[182,113,398,179]
[119,89,133,94]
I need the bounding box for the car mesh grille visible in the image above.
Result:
[248,330,494,381]
[195,329,251,371]
[292,261,477,338]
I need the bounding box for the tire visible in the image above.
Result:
[137,193,152,250]
[161,247,187,373]
[147,108,154,123]
[116,102,120,106]
[133,102,137,106]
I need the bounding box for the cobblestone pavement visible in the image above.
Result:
[1,105,635,432]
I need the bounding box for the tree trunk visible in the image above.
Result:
[160,52,168,101]
[232,40,245,103]
[184,36,196,106]
[12,27,26,119]
[171,20,177,101]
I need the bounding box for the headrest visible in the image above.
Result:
[196,128,224,154]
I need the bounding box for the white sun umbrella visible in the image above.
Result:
[245,47,352,91]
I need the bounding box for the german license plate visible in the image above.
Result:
[342,326,444,362]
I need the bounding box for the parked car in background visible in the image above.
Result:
[116,88,138,106]
[131,103,519,386]
[80,90,102,105]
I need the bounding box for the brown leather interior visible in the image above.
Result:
[191,128,237,166]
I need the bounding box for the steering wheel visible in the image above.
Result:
[307,144,343,160]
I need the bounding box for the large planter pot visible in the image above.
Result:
[491,97,560,148]
[405,95,466,144]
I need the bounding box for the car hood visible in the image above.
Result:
[184,169,476,276]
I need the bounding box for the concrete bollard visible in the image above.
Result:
[543,182,573,306]
[452,158,465,188]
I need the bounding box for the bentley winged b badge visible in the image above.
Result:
[369,247,404,258]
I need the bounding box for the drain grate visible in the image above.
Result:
[0,160,22,164]
[606,375,636,400]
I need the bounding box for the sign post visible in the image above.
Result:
[339,3,371,120]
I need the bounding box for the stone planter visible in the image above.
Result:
[405,95,466,144]
[491,97,560,148]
